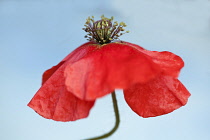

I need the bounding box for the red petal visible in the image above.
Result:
[28,42,96,121]
[42,61,65,85]
[65,42,161,100]
[28,86,95,121]
[125,42,184,78]
[124,75,191,118]
[42,41,96,85]
[28,65,95,121]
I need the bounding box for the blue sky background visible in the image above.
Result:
[0,0,210,140]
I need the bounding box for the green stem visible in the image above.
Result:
[84,91,120,140]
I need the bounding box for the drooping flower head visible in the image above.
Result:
[28,15,190,139]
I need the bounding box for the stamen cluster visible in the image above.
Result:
[83,15,129,44]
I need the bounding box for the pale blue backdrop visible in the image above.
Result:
[1,0,210,140]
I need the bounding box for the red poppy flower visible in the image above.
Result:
[28,16,190,122]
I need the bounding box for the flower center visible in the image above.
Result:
[83,15,129,44]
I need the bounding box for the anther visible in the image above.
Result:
[83,15,129,44]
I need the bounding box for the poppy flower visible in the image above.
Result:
[28,15,190,138]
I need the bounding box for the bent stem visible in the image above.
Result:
[85,91,120,140]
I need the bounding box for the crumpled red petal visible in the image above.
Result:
[64,42,162,100]
[28,42,96,121]
[125,42,184,78]
[42,61,65,85]
[123,75,191,118]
